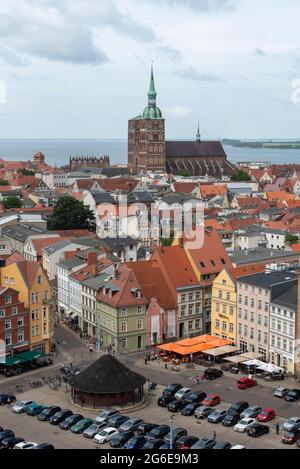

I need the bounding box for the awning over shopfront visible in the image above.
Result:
[0,356,27,367]
[17,351,45,361]
[202,345,240,357]
[225,353,268,365]
[157,335,232,356]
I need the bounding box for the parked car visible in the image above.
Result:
[213,441,232,450]
[222,412,240,427]
[237,378,257,390]
[1,437,25,449]
[167,399,187,412]
[227,401,249,415]
[71,418,94,434]
[164,428,187,443]
[194,406,214,420]
[147,425,170,440]
[94,427,118,444]
[234,418,256,433]
[204,368,223,380]
[26,404,48,416]
[174,387,192,401]
[124,436,147,450]
[143,439,165,449]
[157,395,175,407]
[207,409,227,424]
[49,409,73,425]
[274,386,290,398]
[14,441,38,450]
[240,406,263,419]
[181,403,201,416]
[247,423,270,438]
[31,443,55,450]
[0,430,15,443]
[119,418,144,432]
[108,414,129,428]
[12,400,35,414]
[110,431,135,448]
[38,406,61,421]
[184,391,206,404]
[283,417,300,432]
[83,422,108,439]
[95,409,119,423]
[191,437,216,450]
[36,357,53,367]
[202,394,221,407]
[257,408,276,422]
[285,389,300,402]
[264,371,285,381]
[162,383,183,397]
[0,394,16,405]
[231,445,246,450]
[282,430,300,445]
[175,436,199,450]
[137,423,158,436]
[59,414,84,430]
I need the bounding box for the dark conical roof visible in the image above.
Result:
[70,354,146,394]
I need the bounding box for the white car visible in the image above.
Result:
[231,445,245,450]
[94,427,118,444]
[12,400,35,414]
[234,418,256,433]
[14,441,38,450]
[174,387,191,401]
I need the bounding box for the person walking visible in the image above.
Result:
[213,430,217,441]
[276,422,280,435]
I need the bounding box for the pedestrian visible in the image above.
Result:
[56,337,60,345]
[194,375,199,384]
[213,430,216,441]
[276,422,280,435]
[89,345,94,354]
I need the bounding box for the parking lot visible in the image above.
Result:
[0,382,298,450]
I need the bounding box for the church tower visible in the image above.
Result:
[128,66,166,173]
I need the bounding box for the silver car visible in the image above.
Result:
[119,417,144,432]
[195,406,214,419]
[274,387,290,398]
[12,400,35,414]
[83,422,108,438]
[207,409,227,424]
[240,406,263,419]
[95,409,119,424]
[282,417,300,432]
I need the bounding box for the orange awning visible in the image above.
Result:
[157,335,232,356]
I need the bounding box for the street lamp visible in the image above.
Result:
[169,414,175,450]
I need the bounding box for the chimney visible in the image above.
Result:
[114,265,119,279]
[65,250,77,260]
[87,252,97,266]
[295,272,300,377]
[92,263,98,277]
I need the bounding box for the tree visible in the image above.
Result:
[49,195,96,232]
[18,168,35,176]
[179,170,191,178]
[231,170,251,182]
[286,233,299,245]
[0,180,9,186]
[3,196,22,209]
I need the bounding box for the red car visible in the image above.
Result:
[282,430,300,445]
[237,378,258,390]
[257,408,276,422]
[202,394,221,407]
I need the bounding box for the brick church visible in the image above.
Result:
[128,67,235,177]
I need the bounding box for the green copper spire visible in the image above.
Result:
[196,122,201,142]
[143,64,163,120]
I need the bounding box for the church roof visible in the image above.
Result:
[70,354,146,394]
[166,140,227,158]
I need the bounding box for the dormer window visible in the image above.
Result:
[135,290,142,299]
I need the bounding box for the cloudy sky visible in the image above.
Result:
[0,0,300,139]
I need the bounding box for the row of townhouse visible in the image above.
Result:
[212,267,300,375]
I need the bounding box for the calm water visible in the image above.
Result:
[0,139,299,167]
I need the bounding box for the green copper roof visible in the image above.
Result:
[142,65,163,119]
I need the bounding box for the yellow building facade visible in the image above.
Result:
[211,269,237,343]
[0,261,54,353]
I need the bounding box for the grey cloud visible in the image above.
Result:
[254,47,267,57]
[157,46,182,62]
[144,0,235,13]
[177,66,223,82]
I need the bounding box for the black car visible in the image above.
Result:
[181,403,201,416]
[1,437,24,449]
[147,425,170,440]
[162,383,183,397]
[59,414,84,430]
[285,389,300,402]
[49,409,73,425]
[38,406,62,421]
[184,392,207,404]
[247,423,270,438]
[137,423,158,436]
[110,431,135,449]
[222,412,240,427]
[157,394,175,407]
[0,430,14,442]
[143,439,165,449]
[227,401,249,416]
[32,443,55,450]
[213,441,232,450]
[167,400,186,412]
[36,357,53,367]
[0,394,16,405]
[204,368,223,380]
[164,428,187,443]
[191,437,216,450]
[108,414,129,428]
[175,436,199,450]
